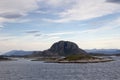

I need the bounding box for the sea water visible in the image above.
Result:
[0,57,120,80]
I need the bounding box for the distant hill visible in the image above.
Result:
[4,50,33,56]
[85,49,120,54]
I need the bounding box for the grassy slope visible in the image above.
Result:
[63,54,97,61]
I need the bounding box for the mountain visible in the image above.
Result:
[41,41,87,57]
[3,42,120,57]
[28,51,43,57]
[4,50,33,56]
[85,49,120,54]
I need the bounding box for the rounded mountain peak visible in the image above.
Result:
[48,41,86,56]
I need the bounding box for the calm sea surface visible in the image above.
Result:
[0,57,120,80]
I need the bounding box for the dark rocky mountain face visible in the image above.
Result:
[28,51,42,57]
[42,41,87,56]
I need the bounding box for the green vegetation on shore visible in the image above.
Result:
[63,54,97,61]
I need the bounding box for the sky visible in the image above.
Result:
[0,0,120,53]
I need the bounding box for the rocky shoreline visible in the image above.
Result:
[46,59,113,63]
[32,57,114,63]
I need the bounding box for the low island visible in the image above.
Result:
[0,56,11,61]
[31,41,113,63]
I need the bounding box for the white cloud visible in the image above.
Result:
[44,0,120,23]
[45,32,75,36]
[0,0,38,14]
[0,0,39,27]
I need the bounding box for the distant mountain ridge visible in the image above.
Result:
[85,49,120,54]
[3,49,120,57]
[3,43,120,57]
[4,50,33,56]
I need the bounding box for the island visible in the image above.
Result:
[0,56,11,61]
[30,41,113,63]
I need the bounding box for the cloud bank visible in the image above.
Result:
[42,0,120,22]
[0,0,39,27]
[1,0,120,24]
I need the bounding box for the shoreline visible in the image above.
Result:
[33,58,114,63]
[55,59,113,63]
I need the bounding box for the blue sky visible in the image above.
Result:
[0,0,120,53]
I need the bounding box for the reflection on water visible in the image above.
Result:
[0,57,120,80]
